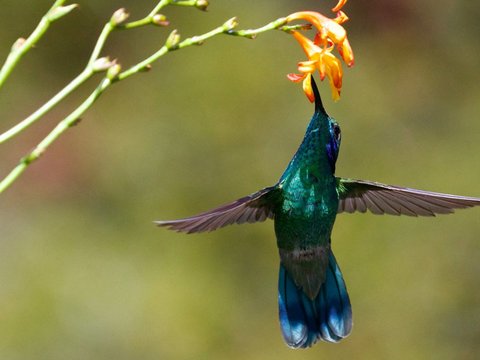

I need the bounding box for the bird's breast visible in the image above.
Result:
[274,179,338,249]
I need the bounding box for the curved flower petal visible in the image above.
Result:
[322,52,343,89]
[329,83,341,101]
[287,73,306,82]
[287,11,347,43]
[297,60,317,73]
[338,37,354,66]
[287,11,346,44]
[318,61,326,80]
[332,0,348,13]
[302,73,315,103]
[292,31,322,59]
[322,59,342,101]
[334,11,349,25]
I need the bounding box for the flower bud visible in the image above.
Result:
[111,8,130,26]
[152,14,169,27]
[47,4,78,22]
[165,30,181,50]
[195,0,209,11]
[107,63,122,80]
[223,17,238,31]
[12,38,26,51]
[140,64,152,72]
[93,57,115,72]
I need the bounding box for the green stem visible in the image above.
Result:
[148,0,171,18]
[0,0,69,89]
[0,77,111,194]
[0,21,109,145]
[0,0,169,145]
[117,0,169,30]
[0,14,292,194]
[117,25,228,81]
[118,17,289,80]
[226,17,287,38]
[87,23,115,66]
[0,67,94,144]
[169,0,198,7]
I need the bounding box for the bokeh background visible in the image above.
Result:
[1,1,480,359]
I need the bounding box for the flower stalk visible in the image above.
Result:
[0,0,75,89]
[0,1,309,195]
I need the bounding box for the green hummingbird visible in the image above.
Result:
[156,78,480,348]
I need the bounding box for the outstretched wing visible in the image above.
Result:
[155,186,280,233]
[337,178,480,216]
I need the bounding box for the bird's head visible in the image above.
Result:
[310,77,342,173]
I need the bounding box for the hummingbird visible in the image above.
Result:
[156,78,480,348]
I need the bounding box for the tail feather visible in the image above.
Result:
[317,289,343,343]
[278,250,352,348]
[278,266,309,348]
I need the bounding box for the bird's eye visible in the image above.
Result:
[332,124,341,142]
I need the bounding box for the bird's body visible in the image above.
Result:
[156,79,480,348]
[274,103,339,301]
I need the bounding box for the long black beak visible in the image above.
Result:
[311,76,328,116]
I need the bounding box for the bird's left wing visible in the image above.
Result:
[155,186,281,233]
[336,178,480,216]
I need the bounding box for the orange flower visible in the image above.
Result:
[285,0,354,101]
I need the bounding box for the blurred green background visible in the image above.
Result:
[1,1,480,359]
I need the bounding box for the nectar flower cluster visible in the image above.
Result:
[286,0,354,102]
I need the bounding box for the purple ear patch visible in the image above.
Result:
[326,122,340,173]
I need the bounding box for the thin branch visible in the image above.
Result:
[0,68,93,144]
[0,0,171,145]
[0,4,290,194]
[0,77,111,194]
[0,0,77,89]
[226,17,288,38]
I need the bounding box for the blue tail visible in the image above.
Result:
[278,250,352,348]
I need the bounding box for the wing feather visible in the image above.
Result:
[337,178,480,216]
[156,186,280,233]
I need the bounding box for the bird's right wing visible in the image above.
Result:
[155,186,281,233]
[336,178,480,216]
